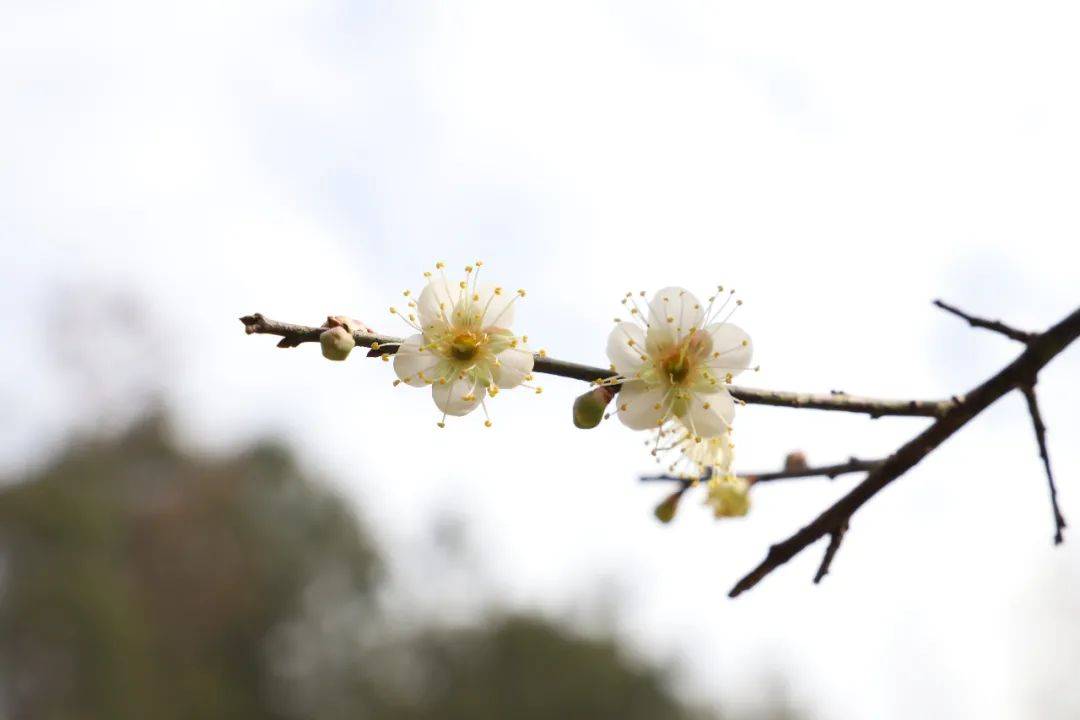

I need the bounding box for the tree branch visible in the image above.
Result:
[1020,383,1066,545]
[729,305,1080,598]
[640,456,882,487]
[813,521,848,584]
[934,299,1037,344]
[240,313,954,418]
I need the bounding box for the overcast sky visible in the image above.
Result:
[3,2,1079,718]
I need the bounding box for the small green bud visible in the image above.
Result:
[654,489,684,524]
[572,386,616,429]
[320,326,355,361]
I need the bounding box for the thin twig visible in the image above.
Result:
[1020,383,1066,544]
[729,305,1080,598]
[240,313,955,417]
[934,299,1037,344]
[640,457,881,487]
[750,457,882,484]
[813,521,848,584]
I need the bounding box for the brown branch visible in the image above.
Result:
[239,313,954,417]
[1020,383,1066,545]
[934,299,1037,344]
[729,305,1080,598]
[813,521,848,584]
[640,456,881,487]
[750,457,882,484]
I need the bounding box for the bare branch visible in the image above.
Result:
[640,456,881,487]
[239,313,954,417]
[813,521,848,584]
[934,299,1037,344]
[750,457,883,484]
[729,305,1080,597]
[1020,383,1067,545]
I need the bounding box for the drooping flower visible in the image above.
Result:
[603,286,753,441]
[704,473,751,518]
[388,262,538,426]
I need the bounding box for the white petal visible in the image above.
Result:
[682,389,735,438]
[646,286,704,346]
[492,347,534,388]
[416,277,458,331]
[431,375,485,416]
[475,283,516,330]
[705,323,753,377]
[616,381,671,431]
[392,334,441,387]
[605,322,647,377]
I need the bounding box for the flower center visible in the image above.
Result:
[662,353,692,384]
[449,331,483,361]
[658,332,711,386]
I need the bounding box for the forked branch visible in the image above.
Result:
[240,301,1078,598]
[728,304,1079,597]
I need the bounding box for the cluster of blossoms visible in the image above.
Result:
[323,267,754,521]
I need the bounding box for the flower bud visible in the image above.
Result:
[654,488,685,524]
[320,326,355,361]
[572,386,616,429]
[783,451,808,473]
[704,474,751,519]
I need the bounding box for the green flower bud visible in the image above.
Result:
[654,489,685,524]
[320,326,355,361]
[572,386,616,429]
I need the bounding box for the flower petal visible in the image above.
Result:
[431,375,485,416]
[416,277,458,331]
[647,286,704,347]
[681,389,735,438]
[705,323,753,377]
[392,334,441,387]
[606,322,647,377]
[616,381,672,431]
[492,346,534,388]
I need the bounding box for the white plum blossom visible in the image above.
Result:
[388,262,538,427]
[704,473,751,518]
[603,286,754,442]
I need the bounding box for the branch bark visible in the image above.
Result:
[934,299,1037,344]
[729,305,1080,597]
[1020,383,1066,545]
[240,313,954,418]
[640,456,882,487]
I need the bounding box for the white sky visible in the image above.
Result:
[2,2,1079,718]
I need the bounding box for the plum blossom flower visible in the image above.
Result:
[704,474,751,518]
[603,286,754,441]
[388,262,538,427]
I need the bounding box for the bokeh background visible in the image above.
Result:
[2,2,1079,718]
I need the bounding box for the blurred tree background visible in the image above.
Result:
[0,415,793,720]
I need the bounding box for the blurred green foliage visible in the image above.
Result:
[0,416,735,720]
